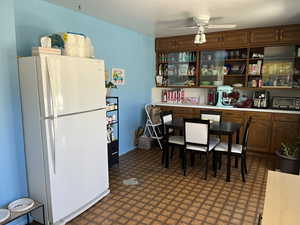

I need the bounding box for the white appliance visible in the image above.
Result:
[18,55,109,225]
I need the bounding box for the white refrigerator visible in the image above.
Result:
[18,55,109,225]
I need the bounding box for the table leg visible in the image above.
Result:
[226,134,232,182]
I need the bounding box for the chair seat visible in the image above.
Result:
[168,136,184,145]
[168,128,174,134]
[186,137,220,152]
[214,142,243,154]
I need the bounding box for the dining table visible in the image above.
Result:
[164,118,241,182]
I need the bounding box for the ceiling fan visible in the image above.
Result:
[179,16,237,44]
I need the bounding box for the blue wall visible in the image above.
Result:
[0,0,28,221]
[14,0,155,155]
[0,0,153,224]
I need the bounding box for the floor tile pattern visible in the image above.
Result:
[68,148,269,225]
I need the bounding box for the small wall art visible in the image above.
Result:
[112,68,125,85]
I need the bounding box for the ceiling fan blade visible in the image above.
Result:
[170,25,198,30]
[206,24,237,29]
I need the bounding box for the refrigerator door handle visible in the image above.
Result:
[50,118,57,174]
[46,59,57,174]
[46,57,58,118]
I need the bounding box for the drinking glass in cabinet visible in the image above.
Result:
[157,51,197,86]
[200,50,226,86]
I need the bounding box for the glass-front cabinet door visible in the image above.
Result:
[262,46,296,87]
[156,51,197,87]
[199,50,226,86]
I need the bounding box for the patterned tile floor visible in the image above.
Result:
[68,148,270,225]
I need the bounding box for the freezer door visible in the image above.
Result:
[37,56,106,118]
[44,110,109,223]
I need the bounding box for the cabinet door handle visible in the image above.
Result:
[275,30,279,41]
[280,30,283,40]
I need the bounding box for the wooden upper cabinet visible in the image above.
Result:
[279,25,300,43]
[196,32,223,49]
[222,30,249,47]
[155,37,177,51]
[175,35,196,51]
[249,28,279,45]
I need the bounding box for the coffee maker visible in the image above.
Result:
[253,91,270,108]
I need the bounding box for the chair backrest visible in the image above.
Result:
[242,117,252,152]
[160,111,173,136]
[145,104,161,125]
[161,111,173,124]
[200,110,222,124]
[184,119,210,149]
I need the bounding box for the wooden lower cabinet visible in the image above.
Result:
[270,114,300,153]
[247,118,272,153]
[159,105,300,155]
[222,111,244,143]
[245,112,272,153]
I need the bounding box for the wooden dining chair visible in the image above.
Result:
[183,119,220,179]
[200,110,222,124]
[213,117,252,182]
[161,111,184,166]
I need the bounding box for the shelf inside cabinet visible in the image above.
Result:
[224,74,246,77]
[106,96,119,168]
[225,58,247,62]
[107,121,118,126]
[247,74,262,76]
[249,58,264,60]
[159,61,196,64]
[108,139,119,144]
[106,109,118,112]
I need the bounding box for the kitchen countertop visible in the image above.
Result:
[154,102,300,114]
[262,171,300,225]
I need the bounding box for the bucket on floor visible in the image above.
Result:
[138,135,152,150]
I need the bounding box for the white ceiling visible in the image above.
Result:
[47,0,300,37]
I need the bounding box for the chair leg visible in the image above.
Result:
[235,156,238,168]
[161,148,165,165]
[218,153,222,170]
[213,151,217,177]
[182,150,187,176]
[244,154,248,174]
[170,145,174,159]
[204,152,209,180]
[241,157,245,183]
[190,152,195,167]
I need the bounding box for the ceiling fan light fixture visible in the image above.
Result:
[201,32,206,43]
[194,32,206,44]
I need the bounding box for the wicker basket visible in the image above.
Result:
[137,135,152,150]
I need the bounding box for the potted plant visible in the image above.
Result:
[276,137,300,174]
[105,81,117,96]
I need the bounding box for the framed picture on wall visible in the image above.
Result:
[112,68,125,85]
